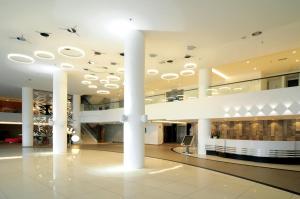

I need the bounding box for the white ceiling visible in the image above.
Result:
[0,0,300,99]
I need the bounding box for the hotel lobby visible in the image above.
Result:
[0,0,299,198]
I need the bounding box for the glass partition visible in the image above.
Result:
[83,72,300,111]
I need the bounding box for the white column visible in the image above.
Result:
[123,30,145,169]
[198,119,211,155]
[198,67,212,97]
[72,94,81,142]
[22,87,33,147]
[53,70,68,154]
[198,67,211,155]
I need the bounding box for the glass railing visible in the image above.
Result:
[208,71,300,96]
[83,71,300,111]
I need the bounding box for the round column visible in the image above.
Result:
[198,67,212,155]
[53,70,68,154]
[72,94,81,143]
[197,119,211,155]
[22,87,33,147]
[123,29,145,169]
[198,67,212,97]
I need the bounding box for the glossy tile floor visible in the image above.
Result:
[0,147,299,199]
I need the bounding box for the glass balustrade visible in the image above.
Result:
[83,72,300,111]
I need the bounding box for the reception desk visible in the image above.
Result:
[205,139,300,164]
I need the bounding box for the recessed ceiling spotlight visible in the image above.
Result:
[60,63,74,69]
[104,83,119,89]
[60,25,79,36]
[88,85,97,89]
[99,79,109,84]
[253,67,257,71]
[212,68,229,80]
[7,53,35,64]
[88,60,95,65]
[36,31,51,38]
[180,69,195,76]
[296,59,299,63]
[184,62,197,69]
[292,50,297,54]
[147,69,159,76]
[117,67,124,73]
[97,90,110,94]
[160,73,179,80]
[57,46,85,58]
[107,75,120,82]
[10,35,30,43]
[166,60,173,63]
[81,80,91,85]
[251,31,262,37]
[246,60,250,64]
[187,45,196,51]
[184,55,192,59]
[34,50,55,60]
[93,50,103,56]
[84,74,98,81]
[149,53,157,58]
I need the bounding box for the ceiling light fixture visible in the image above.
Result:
[7,53,35,64]
[84,74,98,81]
[60,63,74,69]
[34,50,55,60]
[296,59,299,63]
[147,69,159,76]
[81,80,91,85]
[107,75,120,82]
[97,90,110,94]
[160,73,179,80]
[88,85,97,89]
[292,50,297,54]
[246,60,250,64]
[104,83,120,89]
[57,46,85,58]
[180,69,195,76]
[212,68,229,80]
[99,79,109,84]
[184,63,197,69]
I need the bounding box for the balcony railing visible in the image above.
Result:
[83,71,300,111]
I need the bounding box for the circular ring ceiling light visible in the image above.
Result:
[57,46,85,58]
[104,83,120,89]
[97,90,110,94]
[147,69,159,76]
[7,53,35,64]
[184,63,197,69]
[107,75,120,82]
[160,73,179,80]
[84,74,98,81]
[88,85,97,89]
[81,80,91,85]
[60,63,74,69]
[99,79,109,84]
[180,69,195,76]
[34,50,55,60]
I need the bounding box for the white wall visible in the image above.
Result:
[80,86,300,123]
[145,123,163,145]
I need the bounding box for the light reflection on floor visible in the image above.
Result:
[0,147,298,199]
